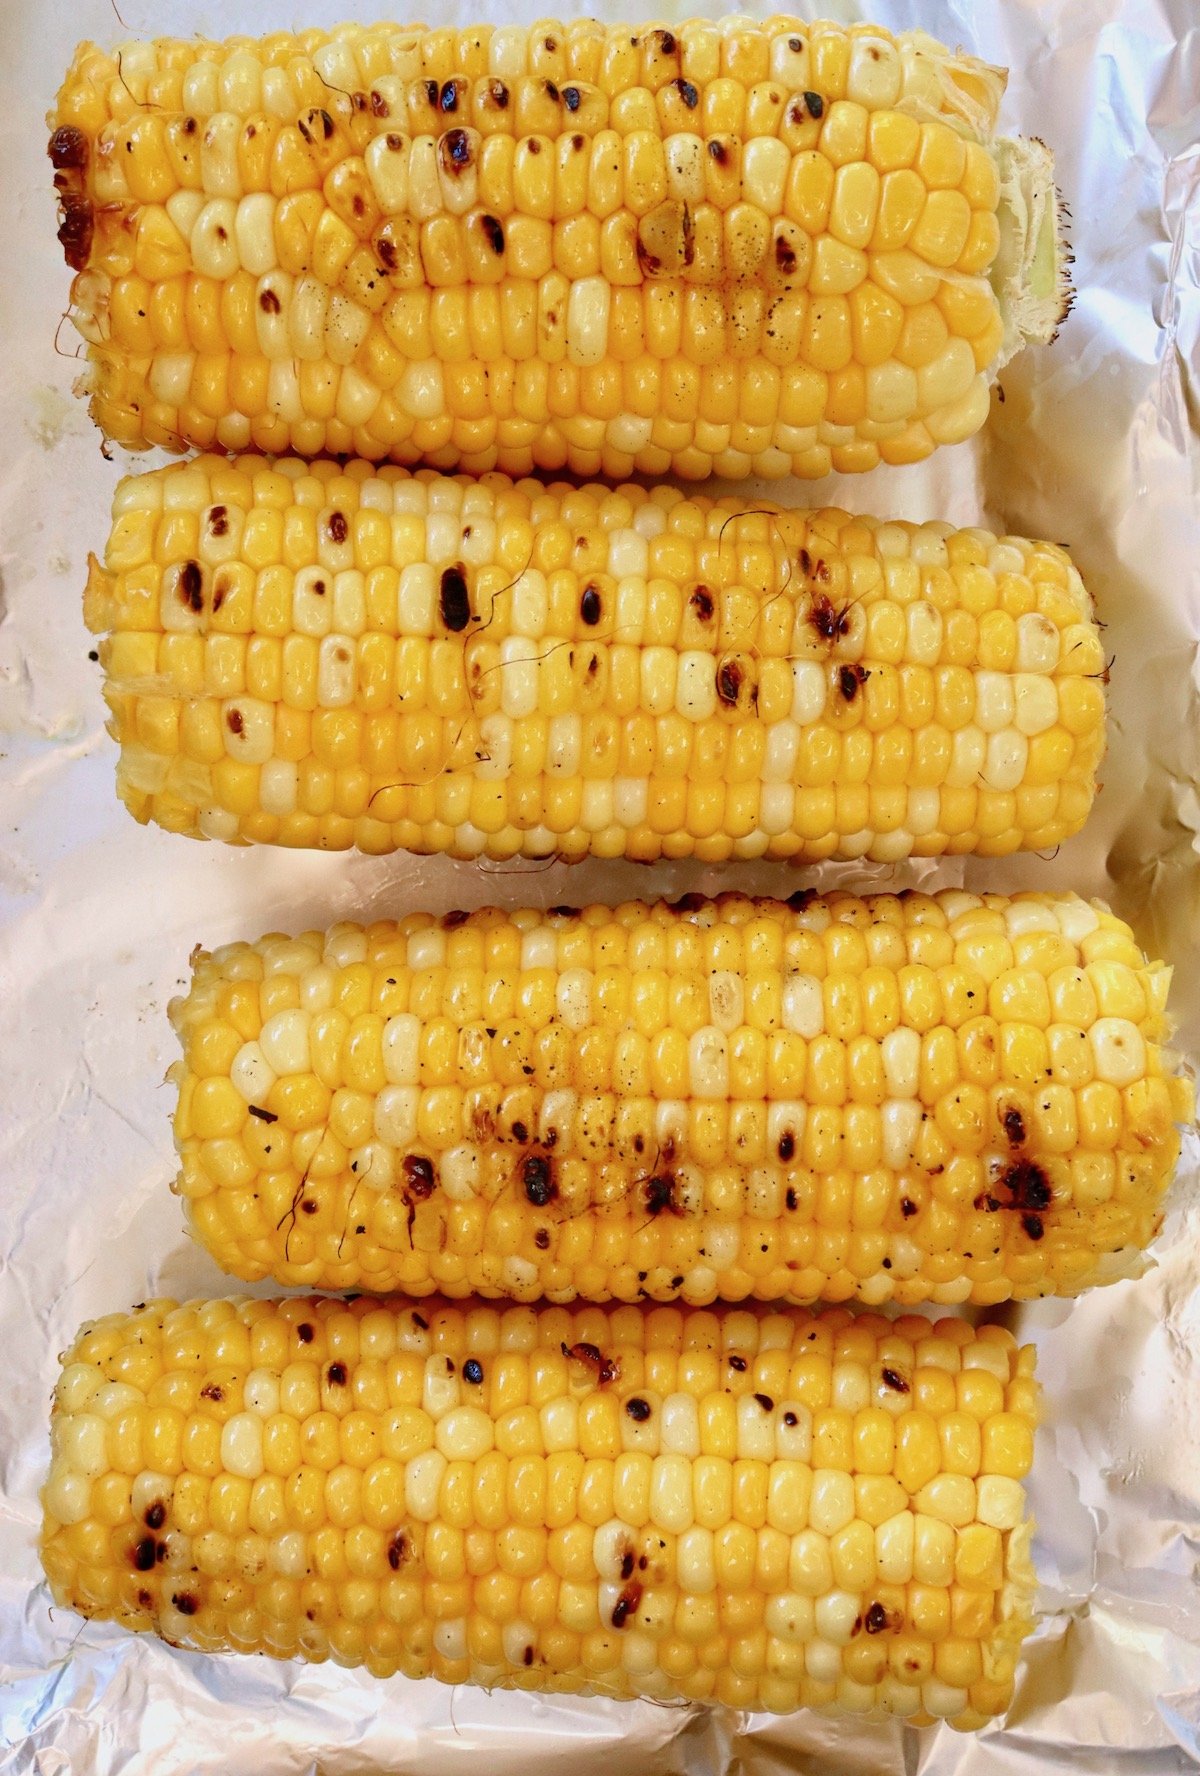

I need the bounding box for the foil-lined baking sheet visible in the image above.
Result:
[1,0,1198,1768]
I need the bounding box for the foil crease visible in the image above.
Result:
[1,0,1198,1769]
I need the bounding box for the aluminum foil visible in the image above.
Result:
[2,0,1198,1768]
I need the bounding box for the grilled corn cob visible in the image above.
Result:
[42,1293,1039,1725]
[50,19,1069,480]
[169,890,1187,1306]
[86,455,1105,862]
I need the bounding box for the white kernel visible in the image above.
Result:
[398,360,444,420]
[1014,611,1061,672]
[545,713,581,778]
[770,32,810,84]
[511,568,548,638]
[791,659,826,724]
[607,528,648,579]
[271,1531,308,1577]
[221,1412,265,1479]
[593,1519,633,1580]
[984,728,1029,791]
[374,1085,418,1147]
[677,1524,715,1591]
[977,1475,1025,1530]
[736,1394,776,1461]
[423,1356,461,1420]
[55,1363,103,1414]
[606,413,653,455]
[43,1468,91,1525]
[439,1145,479,1201]
[866,361,918,424]
[366,130,410,213]
[244,1370,280,1419]
[948,725,987,787]
[808,1469,855,1536]
[259,759,297,817]
[707,971,744,1034]
[406,1450,447,1521]
[676,651,718,720]
[665,132,705,203]
[1055,898,1101,943]
[763,721,799,782]
[649,1453,694,1533]
[235,193,277,275]
[556,968,593,1033]
[660,1393,700,1457]
[259,1010,311,1076]
[814,1589,861,1645]
[742,136,789,211]
[876,1510,915,1583]
[436,1405,494,1461]
[317,635,356,708]
[520,928,556,970]
[222,697,274,765]
[847,34,901,107]
[924,1680,970,1718]
[830,1360,870,1412]
[1090,1017,1146,1086]
[906,602,944,664]
[765,1591,815,1642]
[406,929,445,969]
[349,1142,394,1189]
[197,806,239,842]
[1013,674,1058,735]
[499,636,540,718]
[882,1099,921,1168]
[805,1641,842,1683]
[782,975,823,1037]
[231,1041,275,1103]
[567,275,611,368]
[975,671,1014,733]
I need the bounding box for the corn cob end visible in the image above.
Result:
[993,137,1074,364]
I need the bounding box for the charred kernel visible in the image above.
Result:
[708,139,728,164]
[370,90,390,118]
[463,1358,484,1385]
[625,1397,651,1421]
[839,664,869,700]
[543,81,560,102]
[865,1602,889,1634]
[550,905,579,918]
[620,1551,635,1580]
[881,1367,909,1394]
[1002,1160,1052,1212]
[754,1393,774,1411]
[611,1582,641,1629]
[523,1155,555,1206]
[786,1187,798,1210]
[657,29,676,53]
[487,79,509,109]
[900,1197,917,1218]
[803,91,824,118]
[783,1410,798,1426]
[57,192,94,269]
[674,77,698,108]
[412,1313,428,1330]
[716,660,743,705]
[439,565,471,631]
[580,585,602,625]
[523,1645,534,1666]
[690,585,714,620]
[249,1105,277,1123]
[172,1593,198,1615]
[439,81,459,112]
[1022,1213,1045,1241]
[200,1383,224,1402]
[297,1323,314,1343]
[775,235,797,276]
[442,128,472,168]
[442,908,469,928]
[643,1175,679,1216]
[728,1354,747,1372]
[480,215,505,254]
[403,1155,436,1198]
[144,1502,166,1530]
[1003,1107,1027,1145]
[133,1538,157,1571]
[208,506,228,537]
[226,709,244,735]
[512,1121,528,1142]
[301,1199,317,1215]
[258,287,282,316]
[777,1132,795,1162]
[137,1589,152,1607]
[563,86,581,111]
[49,124,88,169]
[326,1362,347,1386]
[328,511,348,544]
[387,1533,407,1570]
[178,562,203,611]
[786,888,817,912]
[534,1228,550,1249]
[974,1193,1002,1213]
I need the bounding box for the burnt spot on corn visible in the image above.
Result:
[137,1588,152,1607]
[527,138,542,155]
[690,584,714,621]
[803,91,824,119]
[511,1121,528,1143]
[523,1644,534,1665]
[1001,1159,1052,1213]
[326,1362,347,1387]
[226,708,244,736]
[1022,1213,1045,1240]
[777,1131,795,1162]
[133,1538,157,1571]
[49,125,88,170]
[543,81,560,102]
[674,77,698,108]
[259,288,281,314]
[199,1383,223,1402]
[900,1196,918,1218]
[177,561,203,612]
[439,565,471,631]
[611,1582,642,1629]
[786,1187,798,1210]
[439,80,462,113]
[172,1592,199,1616]
[563,86,581,111]
[975,1192,1003,1213]
[403,1155,437,1198]
[754,1393,774,1412]
[487,79,509,109]
[301,1198,317,1215]
[480,214,505,254]
[463,1359,484,1384]
[625,1396,651,1421]
[442,907,470,928]
[775,234,797,276]
[387,1532,408,1570]
[534,1227,550,1249]
[580,584,602,625]
[865,1602,892,1634]
[839,663,869,701]
[783,1410,798,1426]
[370,90,390,118]
[207,506,228,539]
[717,658,743,705]
[327,511,348,544]
[55,191,94,270]
[709,138,730,165]
[523,1154,556,1206]
[620,1550,635,1580]
[644,1173,681,1217]
[144,1501,166,1530]
[1003,1106,1027,1145]
[787,888,818,911]
[298,108,335,144]
[563,1341,620,1385]
[297,1323,314,1343]
[881,1367,910,1394]
[727,1354,747,1372]
[441,128,472,171]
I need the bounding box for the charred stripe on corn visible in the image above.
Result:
[168,890,1188,1305]
[42,1294,1039,1725]
[50,18,1069,479]
[85,455,1106,862]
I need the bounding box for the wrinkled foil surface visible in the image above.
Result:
[1,0,1198,1769]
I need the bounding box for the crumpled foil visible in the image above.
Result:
[2,0,1198,1769]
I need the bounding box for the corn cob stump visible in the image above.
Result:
[87,456,1105,861]
[42,1293,1039,1724]
[170,890,1186,1305]
[50,19,1070,479]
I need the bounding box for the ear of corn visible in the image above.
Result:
[41,1293,1039,1726]
[50,19,1067,480]
[168,889,1187,1307]
[86,455,1105,863]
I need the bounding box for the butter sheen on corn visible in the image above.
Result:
[169,890,1187,1306]
[86,455,1106,863]
[42,1294,1039,1726]
[50,18,1066,480]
